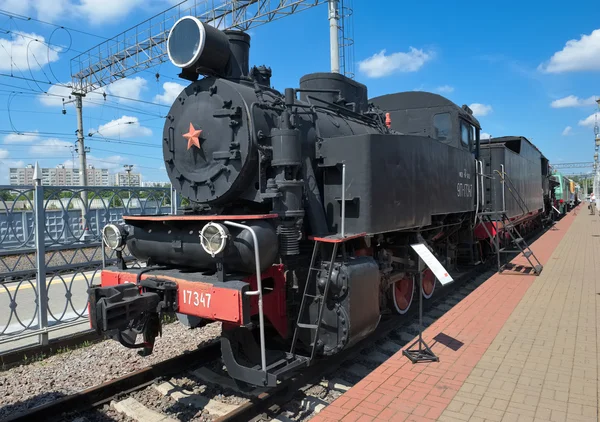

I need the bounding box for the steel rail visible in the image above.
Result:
[3,341,221,422]
[3,224,551,422]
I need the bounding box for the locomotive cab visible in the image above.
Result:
[370,91,481,157]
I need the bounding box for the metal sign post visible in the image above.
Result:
[403,243,453,363]
[402,256,439,363]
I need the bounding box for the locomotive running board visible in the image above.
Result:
[123,213,278,222]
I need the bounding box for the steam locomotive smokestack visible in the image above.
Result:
[224,31,250,79]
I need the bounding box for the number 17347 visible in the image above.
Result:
[182,289,211,308]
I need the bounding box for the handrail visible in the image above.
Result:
[341,163,346,238]
[494,169,529,214]
[223,221,266,374]
[474,160,480,227]
[500,164,506,213]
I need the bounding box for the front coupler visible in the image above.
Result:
[88,279,177,354]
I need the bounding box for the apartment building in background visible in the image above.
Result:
[9,164,110,186]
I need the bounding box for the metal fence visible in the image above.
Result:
[0,184,178,350]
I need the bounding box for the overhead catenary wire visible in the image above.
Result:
[0,10,180,179]
[0,9,108,40]
[0,129,162,149]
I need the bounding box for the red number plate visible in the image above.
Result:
[176,279,244,323]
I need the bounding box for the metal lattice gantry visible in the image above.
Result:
[550,162,595,169]
[70,0,353,94]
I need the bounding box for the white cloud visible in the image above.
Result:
[469,103,493,117]
[76,0,145,24]
[562,126,572,136]
[0,0,70,21]
[578,113,600,127]
[480,132,492,140]
[103,77,147,102]
[92,116,152,139]
[40,77,147,107]
[29,138,72,155]
[3,131,41,143]
[154,82,186,105]
[358,48,433,78]
[62,154,126,170]
[0,0,29,15]
[540,29,600,73]
[0,0,150,24]
[0,149,9,159]
[550,95,597,108]
[0,31,60,71]
[88,155,126,170]
[435,85,454,94]
[0,159,25,183]
[38,83,75,107]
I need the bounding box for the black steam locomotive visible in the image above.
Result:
[89,17,554,387]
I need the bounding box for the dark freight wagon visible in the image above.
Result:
[480,136,548,220]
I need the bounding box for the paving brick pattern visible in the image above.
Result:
[312,208,580,422]
[440,208,597,422]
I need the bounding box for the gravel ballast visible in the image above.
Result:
[0,321,222,419]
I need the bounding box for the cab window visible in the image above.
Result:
[460,121,471,150]
[433,113,451,142]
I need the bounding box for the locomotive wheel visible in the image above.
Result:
[421,269,436,299]
[391,275,415,314]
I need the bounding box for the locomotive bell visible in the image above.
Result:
[167,16,231,75]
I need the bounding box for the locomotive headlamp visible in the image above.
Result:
[102,224,127,251]
[167,16,205,69]
[200,222,229,257]
[167,15,231,74]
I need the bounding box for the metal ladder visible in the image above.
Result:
[476,169,543,275]
[478,211,543,275]
[289,240,339,362]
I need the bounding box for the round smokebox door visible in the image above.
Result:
[163,79,253,204]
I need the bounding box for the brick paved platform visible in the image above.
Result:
[312,207,591,422]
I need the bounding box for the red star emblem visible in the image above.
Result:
[183,122,202,150]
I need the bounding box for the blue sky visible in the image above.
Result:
[0,0,599,184]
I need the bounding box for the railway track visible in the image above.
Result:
[3,262,494,422]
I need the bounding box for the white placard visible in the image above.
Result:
[410,243,454,286]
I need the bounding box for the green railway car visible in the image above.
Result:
[551,171,569,214]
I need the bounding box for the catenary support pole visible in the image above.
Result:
[74,94,89,239]
[328,0,340,74]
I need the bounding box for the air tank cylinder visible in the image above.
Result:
[268,111,304,255]
[269,127,304,218]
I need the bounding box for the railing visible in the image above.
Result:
[0,185,178,350]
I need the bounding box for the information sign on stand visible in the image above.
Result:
[402,243,454,364]
[410,244,454,286]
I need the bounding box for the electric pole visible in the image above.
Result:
[65,92,90,239]
[75,94,88,188]
[328,0,340,74]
